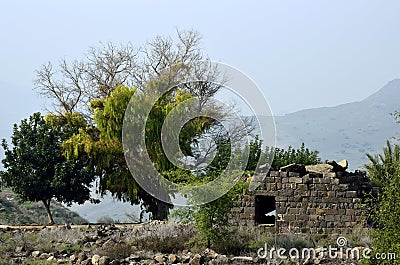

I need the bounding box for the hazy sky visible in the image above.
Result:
[1,0,400,155]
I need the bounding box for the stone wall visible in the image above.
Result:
[230,161,374,234]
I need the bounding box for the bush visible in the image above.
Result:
[364,141,400,264]
[125,222,196,253]
[96,242,134,260]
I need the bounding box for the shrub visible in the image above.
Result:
[96,242,134,260]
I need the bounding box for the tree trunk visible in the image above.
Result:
[152,201,170,220]
[42,199,55,225]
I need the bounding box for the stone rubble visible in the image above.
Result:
[1,224,361,264]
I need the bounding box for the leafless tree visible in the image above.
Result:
[34,60,86,113]
[84,42,138,99]
[35,29,224,115]
[35,42,138,115]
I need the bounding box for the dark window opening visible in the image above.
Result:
[255,195,276,225]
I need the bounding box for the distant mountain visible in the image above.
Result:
[274,79,400,169]
[0,190,87,225]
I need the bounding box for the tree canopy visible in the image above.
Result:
[1,112,95,224]
[34,29,222,116]
[61,82,221,220]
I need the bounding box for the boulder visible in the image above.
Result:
[306,164,334,174]
[203,248,218,259]
[39,253,51,259]
[189,253,202,265]
[69,254,77,262]
[77,252,88,263]
[337,159,348,170]
[215,255,228,263]
[99,256,110,265]
[15,246,24,253]
[326,160,346,172]
[168,254,180,263]
[154,254,165,263]
[92,254,101,265]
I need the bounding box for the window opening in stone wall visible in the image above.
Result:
[255,195,276,225]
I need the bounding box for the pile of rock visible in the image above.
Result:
[2,222,364,265]
[13,247,253,265]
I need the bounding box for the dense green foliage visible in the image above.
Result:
[33,31,239,221]
[192,181,247,249]
[62,84,217,220]
[245,135,263,171]
[269,143,322,170]
[245,138,322,172]
[364,140,400,264]
[1,113,94,224]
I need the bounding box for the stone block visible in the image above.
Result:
[269,171,279,177]
[289,177,303,184]
[296,214,309,221]
[346,191,357,198]
[309,215,319,221]
[327,191,336,198]
[279,171,288,177]
[288,172,300,177]
[324,172,337,178]
[276,196,287,202]
[331,178,340,184]
[341,215,352,222]
[283,214,296,221]
[297,184,308,191]
[325,215,335,222]
[287,208,300,214]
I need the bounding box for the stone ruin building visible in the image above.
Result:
[231,160,374,234]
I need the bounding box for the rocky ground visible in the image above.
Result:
[0,221,365,265]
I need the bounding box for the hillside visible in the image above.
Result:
[274,79,400,169]
[0,190,87,225]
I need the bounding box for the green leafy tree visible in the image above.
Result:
[35,30,231,220]
[1,112,95,224]
[193,182,246,249]
[364,141,400,264]
[268,143,321,169]
[171,135,245,249]
[245,140,321,172]
[245,135,263,171]
[63,84,217,220]
[366,140,400,189]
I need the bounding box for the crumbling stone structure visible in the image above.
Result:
[231,160,374,234]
